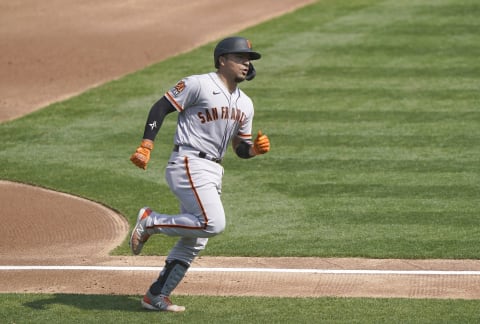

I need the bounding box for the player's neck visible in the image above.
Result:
[216,72,237,94]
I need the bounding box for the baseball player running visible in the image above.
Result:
[129,36,270,312]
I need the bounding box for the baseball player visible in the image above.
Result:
[129,36,270,312]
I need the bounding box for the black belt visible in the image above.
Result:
[173,145,222,164]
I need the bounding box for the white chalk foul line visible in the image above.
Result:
[0,266,480,275]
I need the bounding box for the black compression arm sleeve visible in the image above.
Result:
[142,96,176,141]
[235,140,254,159]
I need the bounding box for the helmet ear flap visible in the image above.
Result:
[246,63,256,81]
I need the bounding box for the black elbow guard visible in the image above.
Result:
[235,141,253,159]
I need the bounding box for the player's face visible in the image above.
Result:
[223,53,251,83]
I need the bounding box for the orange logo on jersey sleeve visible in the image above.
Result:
[171,80,186,97]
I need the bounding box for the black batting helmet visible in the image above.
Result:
[214,36,261,69]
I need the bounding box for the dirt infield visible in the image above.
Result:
[1,0,480,300]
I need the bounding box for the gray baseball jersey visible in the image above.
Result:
[165,72,254,159]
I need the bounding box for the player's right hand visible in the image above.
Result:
[253,130,270,155]
[130,139,154,170]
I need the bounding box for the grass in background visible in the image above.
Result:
[2,294,480,324]
[1,0,479,259]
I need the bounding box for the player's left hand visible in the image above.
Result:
[252,130,270,155]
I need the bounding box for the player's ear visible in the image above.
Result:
[219,55,227,67]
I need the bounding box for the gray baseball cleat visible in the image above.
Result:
[141,290,186,312]
[129,207,152,255]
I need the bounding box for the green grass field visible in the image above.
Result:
[1,0,480,322]
[2,294,480,324]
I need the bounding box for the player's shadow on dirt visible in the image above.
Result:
[24,294,144,312]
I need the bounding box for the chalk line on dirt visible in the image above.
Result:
[2,265,480,276]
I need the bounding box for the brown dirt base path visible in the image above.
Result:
[1,1,480,300]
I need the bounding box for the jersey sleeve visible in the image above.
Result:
[165,76,200,112]
[236,104,254,142]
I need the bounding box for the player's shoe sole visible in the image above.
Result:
[141,292,185,312]
[129,207,152,255]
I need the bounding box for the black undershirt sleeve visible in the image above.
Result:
[235,140,254,159]
[142,96,176,141]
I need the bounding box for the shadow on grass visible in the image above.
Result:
[23,294,143,312]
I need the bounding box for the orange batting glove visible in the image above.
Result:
[252,130,270,155]
[130,139,154,170]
